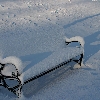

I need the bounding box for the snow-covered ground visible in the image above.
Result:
[0,0,100,100]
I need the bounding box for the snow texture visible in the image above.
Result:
[0,0,100,99]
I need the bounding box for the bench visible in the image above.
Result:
[0,36,84,97]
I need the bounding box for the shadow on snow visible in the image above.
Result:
[84,31,100,63]
[63,13,100,29]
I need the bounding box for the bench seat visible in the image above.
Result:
[23,47,83,83]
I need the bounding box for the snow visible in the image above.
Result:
[0,56,23,74]
[65,36,85,47]
[23,47,83,81]
[0,56,24,84]
[0,0,100,100]
[90,41,100,45]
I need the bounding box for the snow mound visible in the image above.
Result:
[65,36,85,47]
[0,56,23,74]
[0,56,23,84]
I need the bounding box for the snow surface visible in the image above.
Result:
[0,0,100,100]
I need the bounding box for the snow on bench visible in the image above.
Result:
[0,36,85,97]
[23,47,83,82]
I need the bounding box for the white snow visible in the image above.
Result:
[23,47,83,81]
[73,63,81,69]
[0,56,23,74]
[0,56,24,84]
[65,36,85,47]
[0,0,100,100]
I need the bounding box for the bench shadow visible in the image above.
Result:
[22,62,76,98]
[63,13,100,29]
[84,31,100,63]
[20,51,53,72]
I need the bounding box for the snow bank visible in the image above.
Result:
[65,36,85,47]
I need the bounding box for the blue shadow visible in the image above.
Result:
[63,13,100,29]
[20,51,53,72]
[84,31,100,63]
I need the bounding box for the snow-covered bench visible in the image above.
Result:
[0,36,84,97]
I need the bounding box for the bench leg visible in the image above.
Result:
[15,85,22,98]
[78,53,83,66]
[73,53,83,68]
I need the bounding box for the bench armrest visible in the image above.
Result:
[65,36,85,48]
